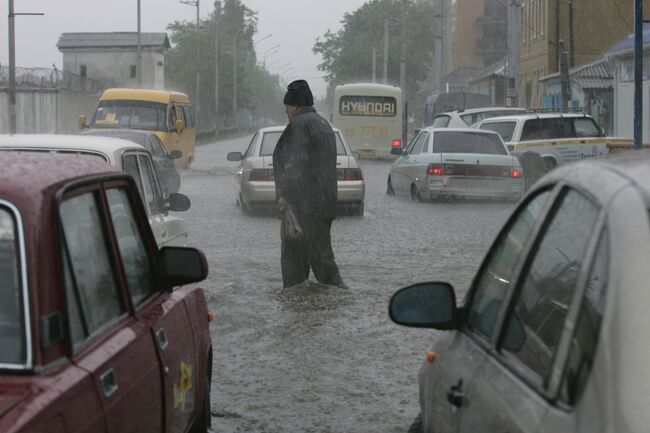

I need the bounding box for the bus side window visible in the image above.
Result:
[169,106,177,132]
[182,106,193,128]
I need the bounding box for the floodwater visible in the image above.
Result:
[181,134,515,433]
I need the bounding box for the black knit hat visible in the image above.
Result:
[283,79,314,107]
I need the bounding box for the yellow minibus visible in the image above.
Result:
[81,88,196,167]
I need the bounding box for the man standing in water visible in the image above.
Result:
[273,79,347,289]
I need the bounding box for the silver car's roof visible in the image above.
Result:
[257,125,343,134]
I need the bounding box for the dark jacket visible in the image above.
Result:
[273,107,338,219]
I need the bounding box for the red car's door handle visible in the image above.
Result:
[100,369,118,398]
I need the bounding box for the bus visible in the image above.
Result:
[81,88,196,167]
[332,83,403,158]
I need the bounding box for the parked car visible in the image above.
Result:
[475,113,608,168]
[432,106,527,128]
[0,152,211,433]
[227,126,365,216]
[387,128,524,202]
[389,150,650,433]
[81,128,182,196]
[0,134,190,247]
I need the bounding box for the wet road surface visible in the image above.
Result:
[180,134,515,433]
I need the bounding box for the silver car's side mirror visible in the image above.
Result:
[227,152,243,162]
[166,193,191,212]
[389,282,458,329]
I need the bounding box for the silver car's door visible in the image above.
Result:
[122,152,187,247]
[420,188,554,433]
[392,131,424,193]
[405,132,430,197]
[457,188,602,433]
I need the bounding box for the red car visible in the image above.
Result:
[0,153,212,433]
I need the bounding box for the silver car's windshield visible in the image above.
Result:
[479,121,517,142]
[0,206,27,366]
[260,131,348,156]
[433,131,507,155]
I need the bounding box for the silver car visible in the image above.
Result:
[389,150,650,433]
[227,126,365,216]
[387,128,524,202]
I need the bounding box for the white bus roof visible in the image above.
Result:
[334,83,402,95]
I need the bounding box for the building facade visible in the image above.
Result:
[518,0,650,109]
[57,32,170,90]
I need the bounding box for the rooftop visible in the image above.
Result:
[57,32,170,50]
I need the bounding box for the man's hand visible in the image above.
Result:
[277,197,288,212]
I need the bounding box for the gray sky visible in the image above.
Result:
[0,0,368,98]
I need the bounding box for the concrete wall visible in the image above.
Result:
[612,54,650,140]
[0,89,99,134]
[62,48,165,89]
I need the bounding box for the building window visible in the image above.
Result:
[522,2,527,44]
[80,65,87,77]
[130,65,137,79]
[532,0,537,40]
[539,0,546,39]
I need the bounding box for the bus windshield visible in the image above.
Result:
[91,100,168,132]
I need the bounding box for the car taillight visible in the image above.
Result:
[391,139,402,148]
[343,168,363,181]
[511,169,523,178]
[249,169,272,181]
[427,164,445,176]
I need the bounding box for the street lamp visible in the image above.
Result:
[255,34,272,46]
[262,44,281,69]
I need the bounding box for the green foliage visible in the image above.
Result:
[313,0,435,104]
[165,0,284,130]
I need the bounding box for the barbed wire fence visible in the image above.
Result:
[0,66,113,93]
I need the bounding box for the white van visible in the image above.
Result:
[476,113,607,168]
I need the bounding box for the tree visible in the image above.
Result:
[313,0,435,116]
[165,0,284,132]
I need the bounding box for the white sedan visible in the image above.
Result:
[0,134,190,247]
[227,126,365,216]
[387,128,524,202]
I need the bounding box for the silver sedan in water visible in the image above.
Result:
[227,126,366,216]
[387,128,524,202]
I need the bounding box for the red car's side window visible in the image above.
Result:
[106,188,158,306]
[60,191,125,346]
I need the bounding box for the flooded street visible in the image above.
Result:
[181,134,515,433]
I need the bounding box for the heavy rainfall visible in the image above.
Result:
[1,0,648,433]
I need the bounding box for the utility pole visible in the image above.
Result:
[433,0,444,95]
[399,0,407,148]
[568,0,575,68]
[634,0,643,149]
[399,0,407,93]
[372,47,377,83]
[7,0,43,134]
[383,19,389,84]
[555,0,560,71]
[181,0,200,122]
[559,40,570,108]
[137,0,142,88]
[8,0,16,134]
[214,1,220,131]
[506,0,523,107]
[233,32,238,127]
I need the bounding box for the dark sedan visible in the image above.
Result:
[82,128,181,196]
